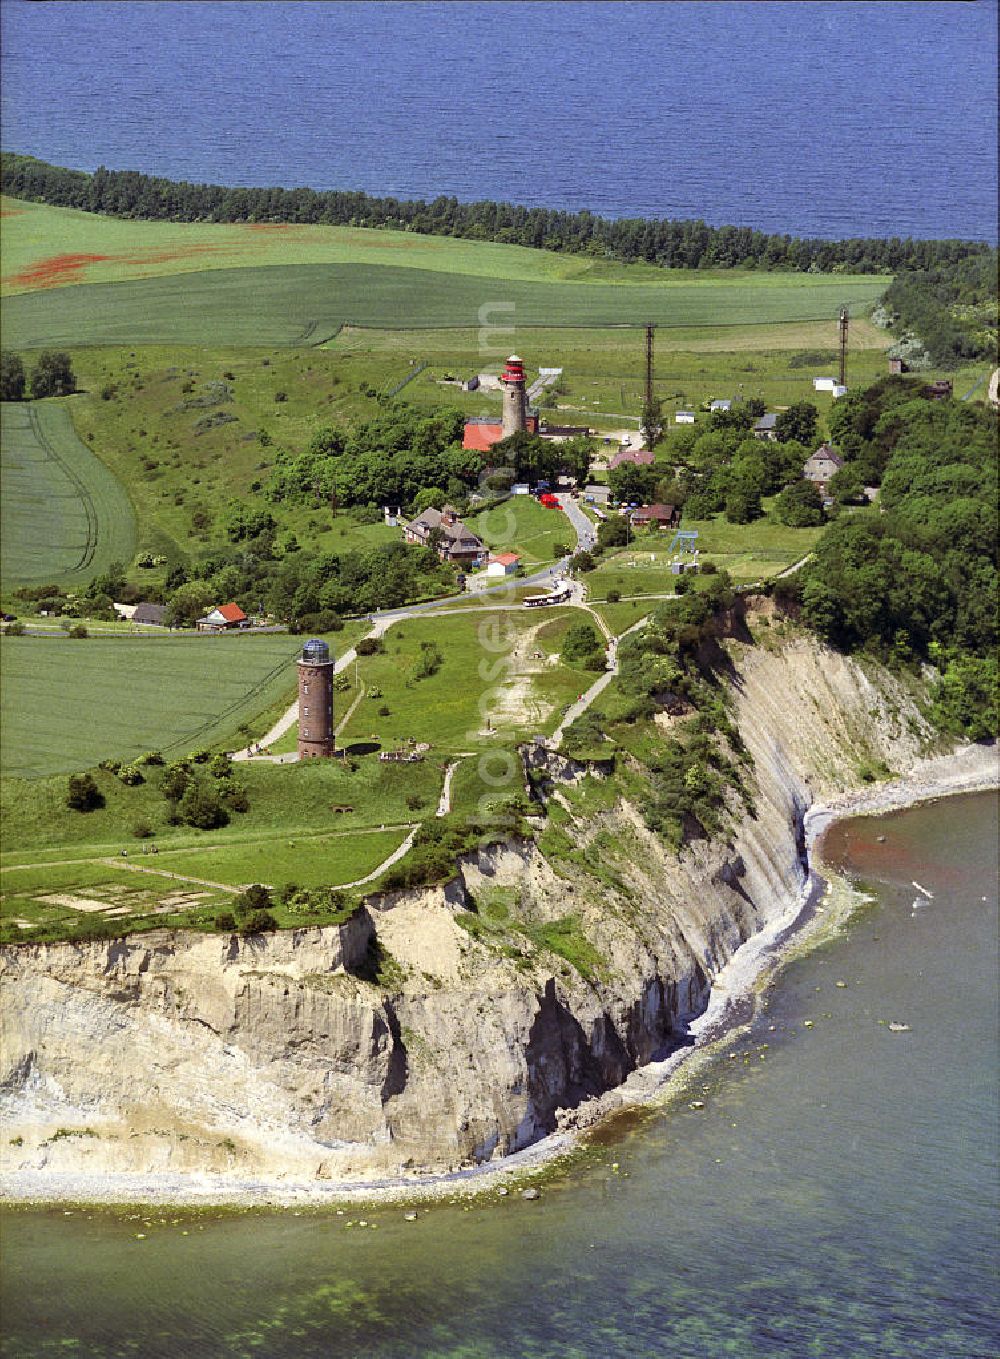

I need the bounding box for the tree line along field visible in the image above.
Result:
[0,633,303,779]
[2,193,897,298]
[0,400,136,590]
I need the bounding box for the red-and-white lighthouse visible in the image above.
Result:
[500,354,528,437]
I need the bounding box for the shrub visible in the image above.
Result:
[241,910,278,934]
[117,763,145,786]
[221,782,250,813]
[1,350,26,401]
[355,637,382,656]
[378,703,391,716]
[273,391,288,403]
[131,820,154,840]
[68,623,88,639]
[66,773,104,812]
[179,781,229,830]
[605,589,621,603]
[4,620,25,636]
[162,762,191,802]
[30,350,77,399]
[561,621,606,670]
[139,750,164,766]
[215,912,237,933]
[233,883,273,917]
[189,749,212,764]
[209,753,233,779]
[99,758,122,774]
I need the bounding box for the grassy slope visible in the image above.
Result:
[338,610,596,754]
[470,496,572,568]
[0,401,137,590]
[586,513,826,603]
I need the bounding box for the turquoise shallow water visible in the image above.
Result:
[1,790,997,1357]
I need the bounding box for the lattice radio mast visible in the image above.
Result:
[645,322,655,409]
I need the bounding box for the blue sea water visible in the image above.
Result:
[1,0,997,241]
[1,792,997,1357]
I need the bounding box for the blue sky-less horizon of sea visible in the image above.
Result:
[1,0,997,243]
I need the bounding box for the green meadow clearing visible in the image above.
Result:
[585,512,826,604]
[470,495,571,568]
[1,261,891,351]
[0,633,303,778]
[143,825,410,890]
[321,610,597,754]
[0,401,136,589]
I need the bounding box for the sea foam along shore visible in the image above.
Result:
[2,741,996,1211]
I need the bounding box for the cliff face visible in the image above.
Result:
[0,635,950,1187]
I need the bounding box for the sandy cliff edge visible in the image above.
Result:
[1,637,996,1207]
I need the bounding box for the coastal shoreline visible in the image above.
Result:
[2,741,996,1212]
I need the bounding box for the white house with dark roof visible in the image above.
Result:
[803,443,844,489]
[753,413,778,440]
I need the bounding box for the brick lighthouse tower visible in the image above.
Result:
[500,354,528,437]
[297,639,335,758]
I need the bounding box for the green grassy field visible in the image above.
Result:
[145,825,410,890]
[584,513,825,606]
[2,262,890,350]
[337,610,596,754]
[0,401,136,589]
[0,633,304,777]
[0,748,447,942]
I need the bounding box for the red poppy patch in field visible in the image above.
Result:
[7,252,112,288]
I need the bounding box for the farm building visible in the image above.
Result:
[888,357,907,375]
[403,505,486,565]
[486,552,521,577]
[132,602,168,626]
[753,413,778,440]
[813,377,837,393]
[608,448,654,469]
[709,399,732,412]
[675,410,696,424]
[630,503,681,531]
[926,380,953,400]
[197,603,249,632]
[803,443,844,489]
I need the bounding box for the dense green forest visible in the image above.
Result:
[877,251,998,367]
[789,377,998,738]
[2,153,990,276]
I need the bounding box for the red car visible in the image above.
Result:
[538,493,560,509]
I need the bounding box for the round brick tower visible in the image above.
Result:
[297,638,335,758]
[500,354,528,437]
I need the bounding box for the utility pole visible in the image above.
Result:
[839,307,849,388]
